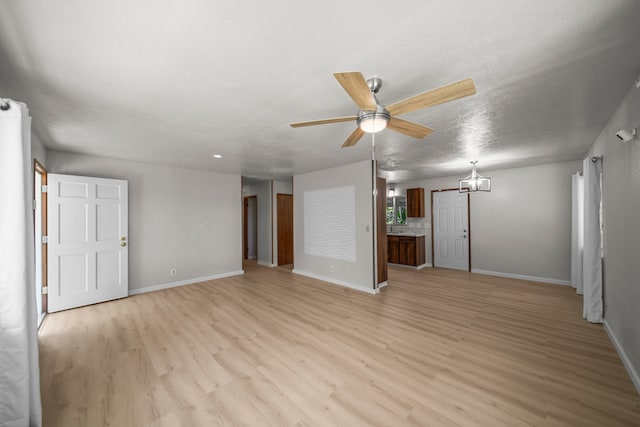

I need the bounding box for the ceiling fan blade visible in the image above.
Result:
[342,127,365,148]
[387,78,476,116]
[334,72,377,111]
[290,116,357,128]
[387,117,434,139]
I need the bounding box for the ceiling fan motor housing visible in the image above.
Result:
[357,106,391,122]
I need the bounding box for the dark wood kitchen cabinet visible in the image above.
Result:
[406,188,425,217]
[388,235,425,266]
[388,236,400,264]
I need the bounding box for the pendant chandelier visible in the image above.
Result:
[459,161,491,193]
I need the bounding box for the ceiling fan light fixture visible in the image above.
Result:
[459,161,491,193]
[357,108,391,133]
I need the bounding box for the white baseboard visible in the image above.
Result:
[378,281,389,289]
[128,270,245,296]
[389,262,432,270]
[257,260,276,268]
[292,269,378,295]
[604,320,640,394]
[470,269,571,286]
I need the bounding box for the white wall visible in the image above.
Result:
[392,160,580,283]
[293,160,375,293]
[586,82,640,391]
[243,179,272,266]
[272,178,293,265]
[47,151,243,293]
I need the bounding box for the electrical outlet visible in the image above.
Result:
[170,268,177,277]
[329,264,334,273]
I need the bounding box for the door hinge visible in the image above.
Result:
[41,185,48,193]
[41,236,48,244]
[33,199,37,210]
[42,286,48,295]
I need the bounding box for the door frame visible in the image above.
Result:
[243,195,257,260]
[376,177,388,284]
[431,188,471,272]
[34,159,47,317]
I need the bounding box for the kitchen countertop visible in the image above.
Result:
[387,231,427,237]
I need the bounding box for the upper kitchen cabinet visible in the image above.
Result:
[406,188,425,217]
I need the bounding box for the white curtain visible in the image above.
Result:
[582,157,603,323]
[0,99,42,426]
[570,172,584,294]
[571,158,603,323]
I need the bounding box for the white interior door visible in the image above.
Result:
[433,190,469,271]
[48,174,128,312]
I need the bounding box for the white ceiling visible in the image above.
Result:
[1,0,639,183]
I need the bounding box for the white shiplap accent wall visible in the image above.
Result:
[303,185,356,262]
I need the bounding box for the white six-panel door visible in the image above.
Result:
[433,190,469,271]
[48,174,128,312]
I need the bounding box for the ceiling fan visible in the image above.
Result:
[290,72,476,147]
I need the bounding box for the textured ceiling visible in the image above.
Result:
[1,0,639,182]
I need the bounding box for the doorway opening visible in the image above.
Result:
[242,177,293,267]
[33,160,47,327]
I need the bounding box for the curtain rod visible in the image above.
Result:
[0,99,10,111]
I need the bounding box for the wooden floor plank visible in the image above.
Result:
[39,261,640,426]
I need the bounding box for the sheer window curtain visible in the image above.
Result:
[571,157,603,323]
[0,99,42,427]
[571,172,584,295]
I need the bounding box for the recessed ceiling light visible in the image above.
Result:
[212,154,222,159]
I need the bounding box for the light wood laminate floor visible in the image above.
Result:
[39,262,640,426]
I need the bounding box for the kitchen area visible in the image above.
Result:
[386,187,431,269]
